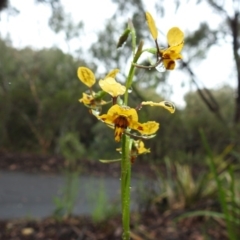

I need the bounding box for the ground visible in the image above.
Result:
[0,151,228,240]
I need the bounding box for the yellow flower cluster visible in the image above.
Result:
[77,67,162,143]
[76,11,181,162]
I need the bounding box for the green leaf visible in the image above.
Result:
[175,210,225,222]
[99,159,121,163]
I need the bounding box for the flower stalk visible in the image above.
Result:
[121,134,132,240]
[121,24,138,236]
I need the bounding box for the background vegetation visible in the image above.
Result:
[0,36,238,164]
[0,0,240,165]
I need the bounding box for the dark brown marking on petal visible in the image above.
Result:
[114,116,129,129]
[113,116,129,142]
[166,60,175,70]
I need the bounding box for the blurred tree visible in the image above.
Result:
[0,0,63,25]
[90,0,167,92]
[48,3,84,53]
[0,37,97,154]
[0,0,61,12]
[0,0,7,11]
[183,85,235,154]
[169,0,240,125]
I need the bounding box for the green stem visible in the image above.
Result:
[124,64,135,105]
[124,53,142,105]
[121,58,136,239]
[121,135,132,240]
[121,26,143,238]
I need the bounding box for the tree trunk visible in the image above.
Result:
[229,13,240,123]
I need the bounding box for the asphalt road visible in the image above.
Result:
[0,171,141,219]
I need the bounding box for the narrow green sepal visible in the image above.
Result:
[117,28,131,48]
[145,48,157,54]
[125,131,157,139]
[99,159,121,163]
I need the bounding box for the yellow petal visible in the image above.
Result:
[141,101,175,113]
[138,121,159,135]
[77,67,96,87]
[129,120,144,132]
[99,77,126,97]
[163,44,184,58]
[145,12,158,40]
[98,113,115,125]
[109,105,139,122]
[105,69,120,78]
[167,27,184,47]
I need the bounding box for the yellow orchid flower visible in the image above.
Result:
[134,140,150,155]
[116,140,150,163]
[79,92,94,105]
[99,77,126,97]
[79,92,106,108]
[116,140,150,155]
[131,140,150,163]
[77,67,96,87]
[98,105,142,142]
[160,27,184,70]
[98,104,158,142]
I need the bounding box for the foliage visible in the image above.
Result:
[200,130,240,240]
[149,158,218,211]
[0,37,96,154]
[182,85,236,156]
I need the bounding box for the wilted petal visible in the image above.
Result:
[141,101,175,113]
